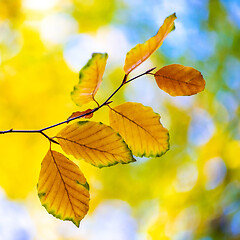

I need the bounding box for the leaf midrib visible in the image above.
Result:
[111,108,164,146]
[155,73,202,86]
[56,136,128,158]
[49,150,79,220]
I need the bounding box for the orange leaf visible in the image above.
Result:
[154,64,206,96]
[37,150,90,227]
[67,109,93,121]
[124,13,177,75]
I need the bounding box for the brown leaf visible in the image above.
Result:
[67,109,93,121]
[154,64,205,96]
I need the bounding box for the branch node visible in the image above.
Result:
[122,74,128,84]
[105,101,113,106]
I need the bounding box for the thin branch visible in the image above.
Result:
[0,129,39,134]
[0,68,155,143]
[124,67,156,84]
[0,129,13,134]
[40,132,59,145]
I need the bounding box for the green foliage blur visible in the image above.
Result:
[0,0,240,239]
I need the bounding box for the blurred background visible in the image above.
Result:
[0,0,240,239]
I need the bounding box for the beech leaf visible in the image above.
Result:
[37,150,90,227]
[56,121,135,168]
[124,13,177,75]
[71,53,108,106]
[67,109,93,121]
[109,102,169,157]
[154,64,206,96]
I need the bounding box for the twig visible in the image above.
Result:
[0,68,156,143]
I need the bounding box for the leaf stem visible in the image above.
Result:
[124,67,156,84]
[0,67,156,143]
[92,95,100,107]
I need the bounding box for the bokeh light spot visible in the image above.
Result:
[78,200,138,240]
[0,21,22,61]
[188,109,215,146]
[223,57,240,90]
[175,163,198,192]
[204,157,227,190]
[221,0,240,28]
[40,13,78,46]
[23,0,59,11]
[63,34,101,72]
[231,211,240,235]
[0,188,34,240]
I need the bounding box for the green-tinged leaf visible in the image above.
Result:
[109,102,169,157]
[56,121,135,168]
[154,64,206,96]
[71,53,108,106]
[37,150,90,227]
[124,13,177,75]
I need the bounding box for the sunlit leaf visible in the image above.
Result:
[67,109,93,121]
[37,150,90,227]
[56,121,135,168]
[154,64,206,96]
[123,13,177,75]
[109,102,169,157]
[71,53,108,106]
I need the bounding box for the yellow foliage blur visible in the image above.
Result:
[1,0,240,239]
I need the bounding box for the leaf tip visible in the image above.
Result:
[167,12,177,20]
[122,156,136,164]
[92,52,108,60]
[73,219,81,228]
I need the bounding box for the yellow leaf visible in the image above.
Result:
[71,53,108,106]
[56,121,135,168]
[37,150,90,227]
[154,64,206,96]
[123,13,177,75]
[109,102,169,157]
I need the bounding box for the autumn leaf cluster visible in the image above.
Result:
[35,13,206,227]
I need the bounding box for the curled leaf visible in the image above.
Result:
[154,64,206,96]
[67,109,93,121]
[109,102,169,157]
[71,53,108,106]
[37,150,90,227]
[124,13,177,75]
[56,121,135,168]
